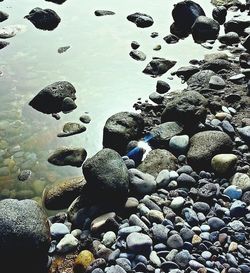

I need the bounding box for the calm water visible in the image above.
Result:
[0,0,235,205]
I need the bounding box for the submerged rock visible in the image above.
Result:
[0,199,50,273]
[48,147,87,167]
[24,8,61,31]
[95,10,115,16]
[82,148,129,206]
[127,12,154,28]
[142,57,176,77]
[29,81,77,114]
[103,111,144,155]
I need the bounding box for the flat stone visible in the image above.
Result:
[126,232,152,254]
[129,50,146,61]
[209,75,226,89]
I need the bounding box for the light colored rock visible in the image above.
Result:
[56,234,78,253]
[211,154,237,176]
[231,173,250,191]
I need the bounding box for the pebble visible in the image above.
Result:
[211,154,237,176]
[230,200,247,217]
[156,169,170,188]
[209,75,226,89]
[126,232,152,255]
[56,234,78,253]
[50,223,70,239]
[230,173,250,191]
[169,135,189,155]
[177,173,196,187]
[174,250,192,268]
[167,234,184,249]
[223,185,242,200]
[79,114,91,124]
[74,250,94,272]
[149,250,161,267]
[102,231,116,247]
[118,226,142,238]
[170,196,185,210]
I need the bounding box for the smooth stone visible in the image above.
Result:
[149,92,163,104]
[218,32,240,45]
[147,210,164,223]
[207,217,225,231]
[126,232,152,255]
[102,231,116,247]
[131,41,140,49]
[174,250,192,268]
[193,202,210,213]
[170,197,185,210]
[156,80,170,94]
[106,265,126,273]
[94,10,115,16]
[129,168,156,195]
[127,12,154,28]
[79,114,91,124]
[129,214,149,232]
[74,250,94,272]
[179,228,195,242]
[118,226,142,237]
[156,170,170,188]
[169,135,189,155]
[167,234,184,249]
[211,154,237,176]
[129,50,146,61]
[91,212,116,234]
[116,258,131,271]
[230,173,250,191]
[237,126,250,145]
[182,208,199,226]
[50,223,70,239]
[223,185,242,200]
[177,173,196,187]
[56,234,78,253]
[209,75,226,89]
[149,251,161,267]
[142,57,176,77]
[189,260,205,270]
[230,200,247,217]
[151,224,169,244]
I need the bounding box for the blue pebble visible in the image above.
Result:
[50,223,69,239]
[224,185,242,200]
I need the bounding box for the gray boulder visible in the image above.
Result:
[48,147,87,167]
[187,130,233,170]
[191,16,220,43]
[127,12,154,28]
[103,112,144,155]
[29,81,77,114]
[0,199,50,273]
[137,149,177,177]
[186,70,215,91]
[161,91,207,129]
[218,32,240,45]
[82,148,129,206]
[24,7,61,31]
[149,122,184,149]
[142,57,176,77]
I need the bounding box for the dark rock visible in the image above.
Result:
[61,97,77,113]
[137,149,177,177]
[45,0,67,4]
[237,126,250,145]
[149,122,184,149]
[198,183,218,200]
[218,32,240,45]
[187,69,215,91]
[224,18,250,36]
[230,200,247,217]
[43,176,86,210]
[151,224,169,244]
[79,114,91,124]
[161,91,208,128]
[200,59,234,73]
[58,46,70,54]
[167,234,184,249]
[243,35,250,52]
[174,250,192,268]
[182,208,199,225]
[187,130,233,170]
[57,122,86,137]
[172,0,205,31]
[103,112,144,155]
[18,169,32,181]
[24,8,61,31]
[156,80,170,94]
[193,202,211,213]
[191,16,220,43]
[48,147,87,167]
[163,34,179,44]
[94,10,115,16]
[149,92,163,104]
[0,40,9,49]
[175,66,200,81]
[82,148,129,206]
[127,12,154,28]
[126,232,152,255]
[29,81,76,114]
[212,6,227,25]
[208,217,225,230]
[151,32,158,38]
[0,199,50,273]
[177,173,197,188]
[131,41,140,49]
[142,57,176,77]
[129,50,146,61]
[0,11,8,22]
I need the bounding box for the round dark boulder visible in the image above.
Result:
[191,16,220,43]
[161,91,208,129]
[0,199,50,273]
[82,148,129,206]
[0,11,9,22]
[24,7,61,31]
[103,112,144,155]
[212,6,227,25]
[127,12,154,28]
[29,81,77,114]
[172,1,205,31]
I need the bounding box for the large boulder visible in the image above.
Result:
[172,1,205,31]
[0,199,50,273]
[161,91,208,129]
[137,149,177,177]
[187,131,233,170]
[24,8,61,31]
[29,81,77,114]
[82,148,129,206]
[191,16,220,43]
[43,176,86,210]
[103,112,144,155]
[212,6,227,25]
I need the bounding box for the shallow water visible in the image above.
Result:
[0,0,237,203]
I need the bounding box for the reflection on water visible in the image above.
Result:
[0,0,233,204]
